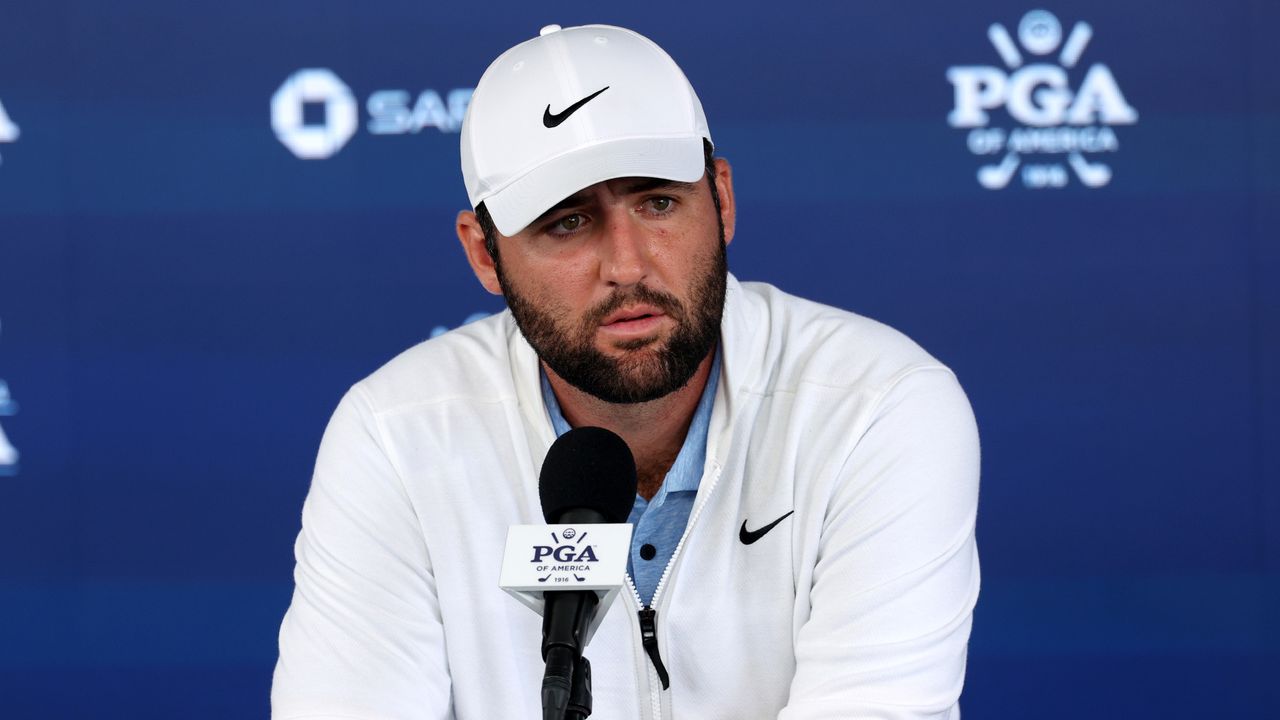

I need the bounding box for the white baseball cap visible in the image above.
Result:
[460,24,712,236]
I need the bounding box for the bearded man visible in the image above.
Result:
[273,23,980,720]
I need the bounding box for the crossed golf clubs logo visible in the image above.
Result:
[976,147,1111,190]
[0,318,19,476]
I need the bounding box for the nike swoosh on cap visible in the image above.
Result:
[543,86,610,128]
[739,511,795,545]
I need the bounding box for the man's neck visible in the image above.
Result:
[544,351,715,501]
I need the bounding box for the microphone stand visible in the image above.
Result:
[541,590,599,720]
[565,655,592,719]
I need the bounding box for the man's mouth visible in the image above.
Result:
[597,305,670,339]
[601,305,666,327]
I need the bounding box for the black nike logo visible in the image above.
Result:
[739,511,794,545]
[543,86,609,128]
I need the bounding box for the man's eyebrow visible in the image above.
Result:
[529,177,699,228]
[531,191,595,226]
[618,177,699,195]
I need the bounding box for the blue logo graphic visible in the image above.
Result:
[529,544,599,564]
[0,319,18,476]
[530,527,599,567]
[271,69,360,160]
[272,69,474,160]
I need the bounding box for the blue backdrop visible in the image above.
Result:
[1,1,1277,717]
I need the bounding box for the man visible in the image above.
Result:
[273,23,979,720]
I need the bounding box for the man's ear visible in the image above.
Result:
[712,157,737,246]
[456,210,504,295]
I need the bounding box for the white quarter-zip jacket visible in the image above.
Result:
[272,275,981,720]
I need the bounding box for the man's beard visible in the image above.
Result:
[497,240,727,404]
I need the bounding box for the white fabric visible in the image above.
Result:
[272,275,981,720]
[460,24,711,236]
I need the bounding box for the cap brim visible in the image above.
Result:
[481,135,706,237]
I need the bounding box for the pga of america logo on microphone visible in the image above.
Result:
[503,524,630,589]
[529,527,602,576]
[499,522,632,627]
[946,9,1139,190]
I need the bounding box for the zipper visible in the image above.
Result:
[628,463,725,714]
[626,574,664,720]
[648,461,723,609]
[637,606,670,690]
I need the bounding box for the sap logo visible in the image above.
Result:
[271,69,359,160]
[946,9,1138,189]
[272,68,473,160]
[530,545,600,563]
[368,89,472,135]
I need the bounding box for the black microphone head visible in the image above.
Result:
[538,427,638,524]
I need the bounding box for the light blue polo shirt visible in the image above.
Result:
[540,348,721,607]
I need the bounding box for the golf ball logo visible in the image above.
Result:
[1018,10,1062,56]
[946,9,1139,189]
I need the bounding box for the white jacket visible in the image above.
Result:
[272,275,980,720]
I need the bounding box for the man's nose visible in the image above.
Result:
[597,207,649,287]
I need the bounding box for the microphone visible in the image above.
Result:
[537,427,637,720]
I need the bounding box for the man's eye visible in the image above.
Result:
[648,197,673,213]
[554,214,584,233]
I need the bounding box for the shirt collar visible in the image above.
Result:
[540,346,722,496]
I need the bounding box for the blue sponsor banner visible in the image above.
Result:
[0,1,1277,717]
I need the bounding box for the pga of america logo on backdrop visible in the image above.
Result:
[0,318,19,476]
[271,68,474,159]
[947,9,1138,190]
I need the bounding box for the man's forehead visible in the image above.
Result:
[543,176,699,213]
